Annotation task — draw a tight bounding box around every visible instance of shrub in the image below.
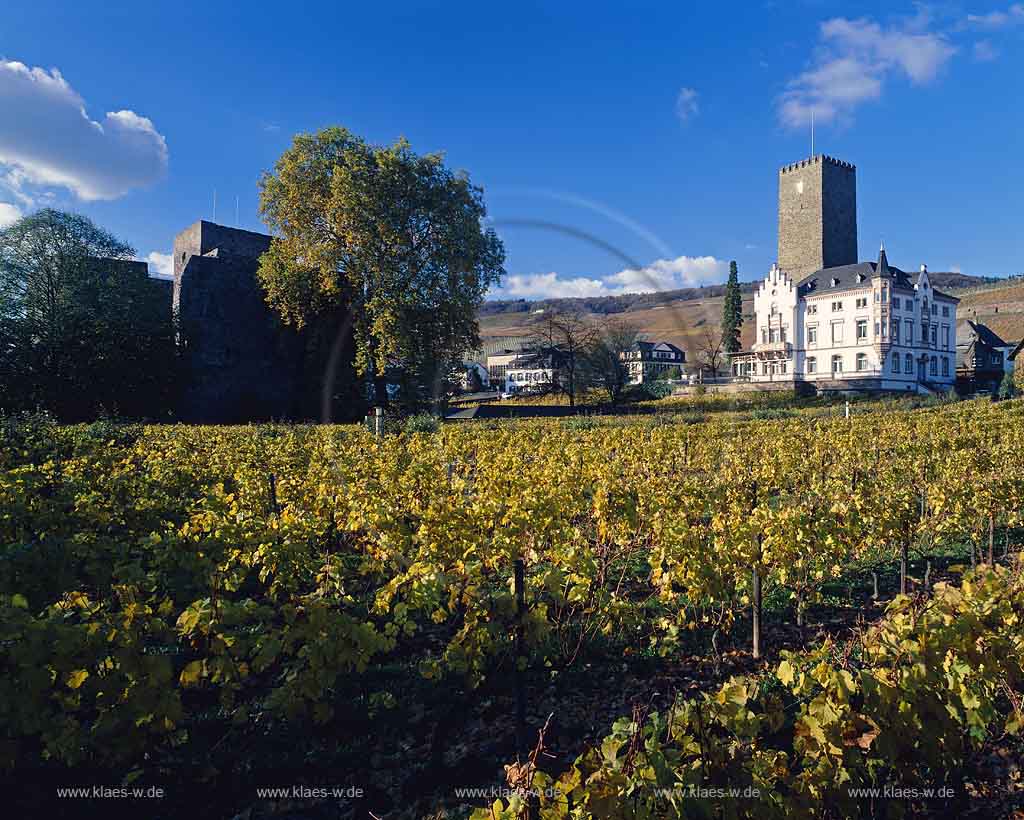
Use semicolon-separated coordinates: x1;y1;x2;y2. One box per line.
562;416;598;433
750;408;796;421
999;371;1015;400
403;413;440;434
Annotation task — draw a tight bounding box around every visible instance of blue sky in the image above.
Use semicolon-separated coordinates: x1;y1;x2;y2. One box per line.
2;0;1022;298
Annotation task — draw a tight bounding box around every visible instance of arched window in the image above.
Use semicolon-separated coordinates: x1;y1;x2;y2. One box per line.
892;352;900;373
806;356;817;374
831;355;843;374
856;353;868;371
905;353;913;374
930;356;938;376
941;357;949;377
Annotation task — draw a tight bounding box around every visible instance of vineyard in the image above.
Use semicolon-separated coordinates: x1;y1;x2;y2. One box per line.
1;400;1023;818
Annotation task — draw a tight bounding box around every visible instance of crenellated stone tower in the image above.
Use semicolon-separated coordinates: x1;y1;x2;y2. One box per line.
777;155;857;281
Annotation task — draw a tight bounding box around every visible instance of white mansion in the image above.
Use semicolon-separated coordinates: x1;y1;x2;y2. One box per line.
730;155;958;391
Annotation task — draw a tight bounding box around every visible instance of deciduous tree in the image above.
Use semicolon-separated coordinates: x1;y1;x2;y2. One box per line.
0;209;176;420
529;309;597;406
257;127;505;411
587;317;640;404
698;327;725;379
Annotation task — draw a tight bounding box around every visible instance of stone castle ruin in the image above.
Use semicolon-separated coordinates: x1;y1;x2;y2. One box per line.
172;221;307;422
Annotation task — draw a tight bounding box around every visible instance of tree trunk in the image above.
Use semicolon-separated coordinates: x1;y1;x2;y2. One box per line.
373;374;389;409
514;558;526;761
989;512;995;566
751;565;762;660
871;571;879;601
900;543;909;595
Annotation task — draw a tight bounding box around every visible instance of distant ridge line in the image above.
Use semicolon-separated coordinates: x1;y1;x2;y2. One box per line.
481;272;995;319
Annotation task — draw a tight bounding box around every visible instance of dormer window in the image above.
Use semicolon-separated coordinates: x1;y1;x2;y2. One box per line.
831;277;840;287
856;273;865;283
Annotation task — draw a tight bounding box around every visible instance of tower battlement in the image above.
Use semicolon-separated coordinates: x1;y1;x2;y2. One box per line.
779;155;856;174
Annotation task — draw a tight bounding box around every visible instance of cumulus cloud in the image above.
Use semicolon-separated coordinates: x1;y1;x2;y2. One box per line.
494;255;728;300
675;87;699;123
0;61;168;202
0;202;21;227
498;272;611;299
145;251;173;279
778;16;957;128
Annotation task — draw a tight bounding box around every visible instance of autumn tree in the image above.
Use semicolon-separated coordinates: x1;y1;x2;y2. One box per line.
586;317;640;404
0;209;176;420
697;327;725;379
530;309;598;406
257;127;505;412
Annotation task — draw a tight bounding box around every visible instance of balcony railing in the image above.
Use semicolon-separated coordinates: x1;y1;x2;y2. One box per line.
752;340;792;355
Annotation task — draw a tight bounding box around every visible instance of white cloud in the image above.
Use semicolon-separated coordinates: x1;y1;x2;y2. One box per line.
494;255;728;300
497;272;610;299
965;4;1024;29
675;87;699;123
608;255;727;291
0;202;21;227
778;16;956;128
145;251;173;279
0;60;168;202
973;40;1000;60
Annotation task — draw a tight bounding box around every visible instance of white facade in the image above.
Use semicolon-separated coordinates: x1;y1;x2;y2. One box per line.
732;250;959;392
506;366;556;393
460;362;490;391
620;341;686;384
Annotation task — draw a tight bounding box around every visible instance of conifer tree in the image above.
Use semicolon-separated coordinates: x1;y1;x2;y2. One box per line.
721;260;743;353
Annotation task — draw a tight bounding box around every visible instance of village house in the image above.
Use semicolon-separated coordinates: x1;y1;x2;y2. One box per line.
956;320;1009;394
620;340;685;384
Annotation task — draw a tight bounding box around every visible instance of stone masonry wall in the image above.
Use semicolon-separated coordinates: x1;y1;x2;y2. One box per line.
174;221;303;422
777;156;857;281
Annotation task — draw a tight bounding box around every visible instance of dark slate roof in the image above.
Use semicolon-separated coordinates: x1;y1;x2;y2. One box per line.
797;262;909;297
634;340;684;355
958;319;1008;349
796;257;961;302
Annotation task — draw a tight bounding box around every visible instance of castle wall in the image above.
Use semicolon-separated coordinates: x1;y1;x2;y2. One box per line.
173;221;273;312
174;222;303;422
